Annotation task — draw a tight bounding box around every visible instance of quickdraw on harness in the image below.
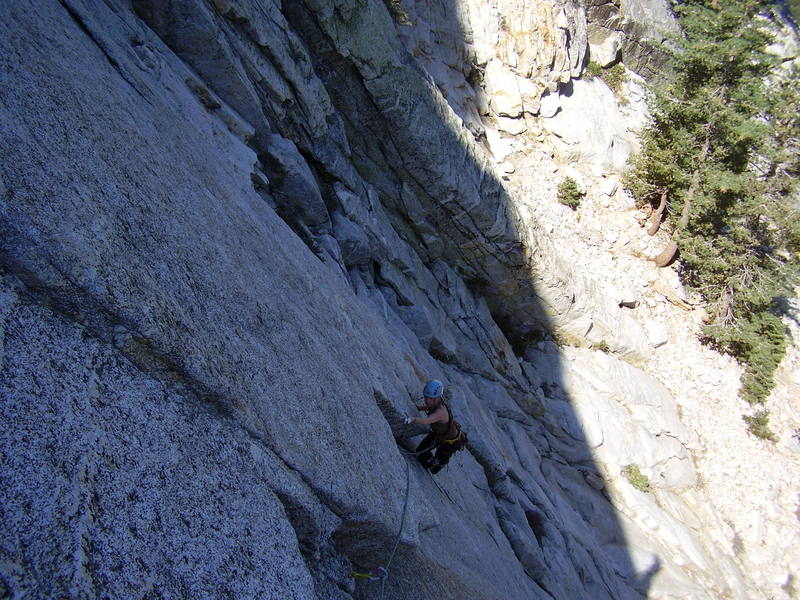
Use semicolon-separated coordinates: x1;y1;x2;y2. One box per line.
351;566;387;581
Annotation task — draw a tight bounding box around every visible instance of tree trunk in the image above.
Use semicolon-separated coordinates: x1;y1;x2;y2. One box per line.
714;285;736;326
680;128;712;229
653;129;712;269
654;239;679;267
647;189;669;236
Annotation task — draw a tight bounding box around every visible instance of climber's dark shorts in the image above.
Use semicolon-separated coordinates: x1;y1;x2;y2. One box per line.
415;430;467;472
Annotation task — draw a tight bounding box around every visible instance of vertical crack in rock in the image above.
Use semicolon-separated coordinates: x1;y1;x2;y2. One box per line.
272;489;356;600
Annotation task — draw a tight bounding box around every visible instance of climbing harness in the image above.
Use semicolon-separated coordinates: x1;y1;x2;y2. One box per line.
427;400;468;450
351;460;411;600
441;427;465;445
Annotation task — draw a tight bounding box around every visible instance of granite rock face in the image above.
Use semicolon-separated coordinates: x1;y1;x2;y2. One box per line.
584;0;679;77
392;0;587;128
539;77;638;174
0;1;754;599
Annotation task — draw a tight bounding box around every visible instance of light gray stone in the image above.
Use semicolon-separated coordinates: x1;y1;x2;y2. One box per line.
539;92;562;118
486;59;525;117
542;79;635;174
589;28;623;67
644;320;669;348
497;117;528;135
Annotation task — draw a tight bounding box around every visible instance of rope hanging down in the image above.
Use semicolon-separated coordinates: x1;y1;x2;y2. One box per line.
380;459;411;599
351;459;411;600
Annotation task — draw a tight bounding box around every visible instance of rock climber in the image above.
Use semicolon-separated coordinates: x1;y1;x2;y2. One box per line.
404;379;467;474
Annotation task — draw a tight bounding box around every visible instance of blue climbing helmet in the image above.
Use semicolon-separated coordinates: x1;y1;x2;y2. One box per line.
423;379;443;399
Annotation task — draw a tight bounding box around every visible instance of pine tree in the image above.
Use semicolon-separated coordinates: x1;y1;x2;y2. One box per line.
786;0;800;21
626;0;800;438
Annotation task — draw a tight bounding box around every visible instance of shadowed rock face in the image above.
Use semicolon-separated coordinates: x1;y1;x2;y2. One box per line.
0;1;744;599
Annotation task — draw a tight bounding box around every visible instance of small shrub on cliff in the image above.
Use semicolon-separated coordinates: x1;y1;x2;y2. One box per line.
604;63;627;93
585;61;627;93
623;464;651;492
743;408;777;441
383;0;413;25
557;177;583;210
586;61;604;78
595;340;610;353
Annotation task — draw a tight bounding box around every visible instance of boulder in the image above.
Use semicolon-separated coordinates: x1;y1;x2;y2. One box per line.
263;134;330;232
485;59;524;117
541;78;636;174
589;28;623;67
497;116;528;135
539;92;561;118
332;212;371;267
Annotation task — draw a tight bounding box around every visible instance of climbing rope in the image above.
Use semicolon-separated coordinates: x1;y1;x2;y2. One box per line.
351;459;412;600
379;459;411;600
398;444;460;508
398;442;437;456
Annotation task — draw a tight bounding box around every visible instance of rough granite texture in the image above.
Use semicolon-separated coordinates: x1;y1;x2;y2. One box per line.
0;1;753;599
